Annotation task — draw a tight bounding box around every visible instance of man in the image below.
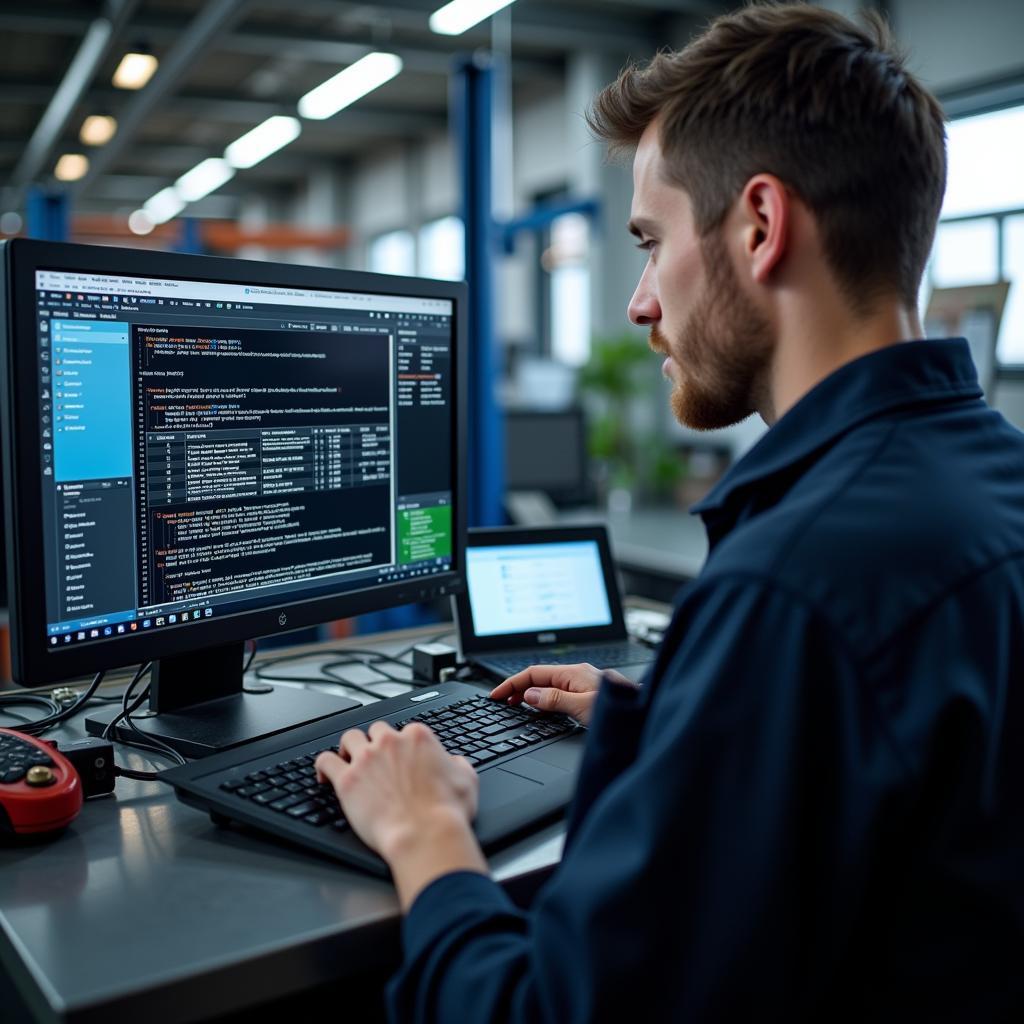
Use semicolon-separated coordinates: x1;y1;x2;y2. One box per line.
317;4;1024;1020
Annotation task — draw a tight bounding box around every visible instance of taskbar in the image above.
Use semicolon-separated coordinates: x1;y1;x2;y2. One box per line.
46;558;452;649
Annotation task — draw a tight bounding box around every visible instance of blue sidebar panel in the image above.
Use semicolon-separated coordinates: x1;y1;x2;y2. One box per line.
52;319;132;482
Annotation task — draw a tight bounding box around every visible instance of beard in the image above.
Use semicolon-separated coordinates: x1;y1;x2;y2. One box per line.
651;231;774;430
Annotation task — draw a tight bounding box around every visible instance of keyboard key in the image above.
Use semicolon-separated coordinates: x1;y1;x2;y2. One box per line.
303;811;333;827
237;783;270;798
252;788;288;805
269;794;309;812
285;801;318;818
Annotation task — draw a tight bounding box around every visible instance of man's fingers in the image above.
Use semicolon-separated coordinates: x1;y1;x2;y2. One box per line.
315;750;348;788
491;663;599;703
490;664;560;701
522;685;587;716
367;720;397;742
338;727;369;759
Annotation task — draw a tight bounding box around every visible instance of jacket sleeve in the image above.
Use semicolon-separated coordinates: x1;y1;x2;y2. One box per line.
387;574;906;1023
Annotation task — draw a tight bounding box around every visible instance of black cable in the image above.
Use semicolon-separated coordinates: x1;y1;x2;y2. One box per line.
243;638;258;675
102;662;152;742
255;659;387;699
0;671;106;736
0;692;62;723
103;662;187;770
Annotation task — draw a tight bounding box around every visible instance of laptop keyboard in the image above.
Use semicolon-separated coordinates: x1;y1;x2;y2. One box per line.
217;696;577;832
486;641;652;679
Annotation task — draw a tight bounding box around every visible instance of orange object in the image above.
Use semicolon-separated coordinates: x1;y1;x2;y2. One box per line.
68;216;351;251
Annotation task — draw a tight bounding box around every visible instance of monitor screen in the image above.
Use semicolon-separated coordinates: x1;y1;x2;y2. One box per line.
2;240;466;696
466;540;612;637
504;408;588;504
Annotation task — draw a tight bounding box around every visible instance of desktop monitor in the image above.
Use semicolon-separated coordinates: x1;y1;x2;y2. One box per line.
504;407;590;506
0;239;466;756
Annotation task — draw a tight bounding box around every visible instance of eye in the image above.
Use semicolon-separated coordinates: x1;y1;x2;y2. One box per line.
635;239;657;252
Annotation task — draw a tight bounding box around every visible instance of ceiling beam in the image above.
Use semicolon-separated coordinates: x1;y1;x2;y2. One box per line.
73;0;251;199
6;0;141;207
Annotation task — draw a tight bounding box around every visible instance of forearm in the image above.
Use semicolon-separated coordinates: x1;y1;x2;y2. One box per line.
383;809;489;912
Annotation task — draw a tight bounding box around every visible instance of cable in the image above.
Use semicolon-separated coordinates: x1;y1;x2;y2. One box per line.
243;638;258;675
103;662;187;770
0;670;107;736
253;646;437;689
102;662;151;742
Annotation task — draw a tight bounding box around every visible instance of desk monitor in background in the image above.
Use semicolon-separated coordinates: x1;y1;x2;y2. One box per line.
0;239;466;757
504;407;590;507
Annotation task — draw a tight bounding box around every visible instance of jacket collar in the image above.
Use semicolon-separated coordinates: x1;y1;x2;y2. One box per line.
691;338;982;526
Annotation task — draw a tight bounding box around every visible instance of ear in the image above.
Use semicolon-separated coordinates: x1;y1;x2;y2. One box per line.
737;174;789;285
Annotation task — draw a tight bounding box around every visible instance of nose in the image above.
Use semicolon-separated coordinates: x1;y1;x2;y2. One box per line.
627;263;660;326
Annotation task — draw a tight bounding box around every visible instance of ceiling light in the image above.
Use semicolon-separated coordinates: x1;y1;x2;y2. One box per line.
297;52;403;120
429;0;516;36
225;116;301;169
80;115;118;146
143;187;185;225
54;154;89;181
175;158;235;202
128;209;155;235
113;51;158;90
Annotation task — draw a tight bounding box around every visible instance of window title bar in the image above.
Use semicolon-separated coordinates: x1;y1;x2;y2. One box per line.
36;269;453;316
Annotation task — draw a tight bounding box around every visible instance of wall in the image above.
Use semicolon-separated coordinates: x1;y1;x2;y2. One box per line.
889;0;1024;94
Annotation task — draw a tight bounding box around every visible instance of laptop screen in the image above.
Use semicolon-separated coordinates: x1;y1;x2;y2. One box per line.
466;540;613;637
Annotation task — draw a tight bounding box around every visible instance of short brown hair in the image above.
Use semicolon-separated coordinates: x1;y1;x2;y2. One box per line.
588;2;946;311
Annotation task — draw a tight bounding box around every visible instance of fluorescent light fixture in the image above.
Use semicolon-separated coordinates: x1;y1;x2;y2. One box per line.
112;51;158;90
54;154;89;181
175;158;235;202
143;187;185;225
297;52;403;120
225;116;301;169
429;0;516;35
128;209;155;235
80;115;117;146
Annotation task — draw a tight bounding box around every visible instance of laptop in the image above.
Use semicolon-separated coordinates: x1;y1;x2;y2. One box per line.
164;680;586;876
453;525;657;683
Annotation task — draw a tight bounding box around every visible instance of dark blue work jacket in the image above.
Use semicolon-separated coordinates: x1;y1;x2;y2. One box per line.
389;338;1024;1023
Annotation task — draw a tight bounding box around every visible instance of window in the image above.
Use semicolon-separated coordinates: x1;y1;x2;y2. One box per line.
418;216;464;281
931;218;999;288
545;212;591;367
368;230;414;276
925;104;1024;362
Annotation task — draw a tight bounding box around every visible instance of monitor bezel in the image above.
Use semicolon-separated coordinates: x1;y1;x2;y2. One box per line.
453;524;627;654
1;238;468;686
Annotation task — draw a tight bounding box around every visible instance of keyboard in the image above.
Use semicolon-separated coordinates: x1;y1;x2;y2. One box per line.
213;695;578;835
482;640;653;679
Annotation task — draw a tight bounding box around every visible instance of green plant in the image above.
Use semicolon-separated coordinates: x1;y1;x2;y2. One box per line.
577;333;679;497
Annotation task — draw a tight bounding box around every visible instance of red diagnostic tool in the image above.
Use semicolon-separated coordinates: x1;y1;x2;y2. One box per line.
0;728;83;837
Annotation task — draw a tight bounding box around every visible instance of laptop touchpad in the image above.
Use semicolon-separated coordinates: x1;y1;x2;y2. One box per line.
478;767;543;808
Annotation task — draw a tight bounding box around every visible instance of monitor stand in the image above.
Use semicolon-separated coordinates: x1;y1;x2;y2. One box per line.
85;641;360;760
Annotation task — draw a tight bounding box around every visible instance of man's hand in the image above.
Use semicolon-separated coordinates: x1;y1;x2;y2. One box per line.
315;722;487;909
490;663;634;727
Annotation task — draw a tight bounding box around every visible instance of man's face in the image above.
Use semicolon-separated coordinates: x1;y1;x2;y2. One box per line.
627;122;774;429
